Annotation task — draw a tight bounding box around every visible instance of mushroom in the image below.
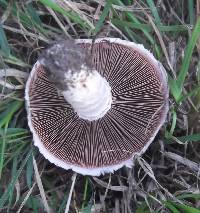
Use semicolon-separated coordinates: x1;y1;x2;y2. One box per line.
25;38;168;176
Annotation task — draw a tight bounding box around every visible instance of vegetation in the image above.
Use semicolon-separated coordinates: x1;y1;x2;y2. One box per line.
0;0;200;212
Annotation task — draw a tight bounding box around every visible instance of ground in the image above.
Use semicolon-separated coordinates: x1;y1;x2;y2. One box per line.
0;0;200;212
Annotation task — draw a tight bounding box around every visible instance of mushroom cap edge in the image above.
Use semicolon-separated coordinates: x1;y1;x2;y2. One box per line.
25;38;169;176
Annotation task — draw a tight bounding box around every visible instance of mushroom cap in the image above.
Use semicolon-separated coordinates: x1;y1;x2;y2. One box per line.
25;38;169;176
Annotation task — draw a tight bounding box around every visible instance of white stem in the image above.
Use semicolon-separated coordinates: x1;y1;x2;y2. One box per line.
62;68;112;121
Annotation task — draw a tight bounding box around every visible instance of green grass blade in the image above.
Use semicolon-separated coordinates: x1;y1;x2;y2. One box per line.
168;75;181;102
81;205;93;213
164;201;180;213
178;84;200;103
177;16;200;97
146;0;161;25
0;149;32;208
176;193;200;200
123;26;137;42
165;133;200;144
94;0;112;34
188;0;194;25
175;134;200;143
26;3;42;26
136;202;151;213
0;22;10;57
113;0;161;56
57;191;70;213
112;19;152;31
0;101;23;128
0;0;7;7
26;154;33;189
9;2;34;29
25;196;41;212
8;155;18;207
39;0;90;30
169;109;177;135
25;3;49;37
164;202;181;213
112;19;188;32
0;101;22;178
4;55;30;67
170;202;200;213
0;128;28;139
0;124;7;178
3;142;27;170
81;176;89;209
111;18;188;32
114;0;154;44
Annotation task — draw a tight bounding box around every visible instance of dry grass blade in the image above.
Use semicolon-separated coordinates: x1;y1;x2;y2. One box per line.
104;173;111;198
54;0;94;30
93;0;102;20
0;68;28;90
0;80;24;90
13;180;20;207
100;173;112;211
147;15;175;77
93;177;128;191
16;183;36;213
32;156;51;213
88;204;103;213
136;156;179;202
64;172;77;213
46;7;71;38
132;1;175;77
114;199;120;213
2;25;49;43
169;42;176;70
93;0;149;11
163;151;200;172
74;2;95;13
107;21;129;40
0;68;29;79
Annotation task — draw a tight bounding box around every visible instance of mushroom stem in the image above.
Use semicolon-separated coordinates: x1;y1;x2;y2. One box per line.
39;40;112;121
62;68;112;121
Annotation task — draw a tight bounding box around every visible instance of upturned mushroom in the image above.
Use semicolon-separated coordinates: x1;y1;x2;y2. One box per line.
25;38;169;176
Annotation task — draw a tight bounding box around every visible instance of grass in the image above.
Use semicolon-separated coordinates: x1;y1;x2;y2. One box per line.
0;0;200;212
